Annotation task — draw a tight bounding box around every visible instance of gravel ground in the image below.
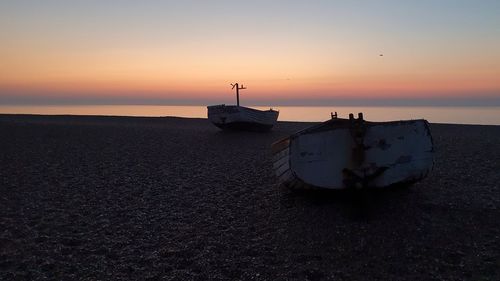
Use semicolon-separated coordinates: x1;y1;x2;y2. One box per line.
0;114;499;280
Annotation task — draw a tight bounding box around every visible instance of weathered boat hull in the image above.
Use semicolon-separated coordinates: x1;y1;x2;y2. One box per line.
207;105;279;132
272;117;434;190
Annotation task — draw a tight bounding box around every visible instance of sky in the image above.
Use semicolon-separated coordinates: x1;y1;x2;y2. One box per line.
1;0;499;106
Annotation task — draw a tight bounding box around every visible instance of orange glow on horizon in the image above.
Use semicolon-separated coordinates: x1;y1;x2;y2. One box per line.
1;35;499;102
1;72;498;101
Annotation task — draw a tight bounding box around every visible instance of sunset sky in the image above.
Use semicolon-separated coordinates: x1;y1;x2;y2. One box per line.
1;0;499;105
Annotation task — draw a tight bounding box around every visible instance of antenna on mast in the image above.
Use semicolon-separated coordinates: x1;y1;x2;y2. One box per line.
231;83;246;106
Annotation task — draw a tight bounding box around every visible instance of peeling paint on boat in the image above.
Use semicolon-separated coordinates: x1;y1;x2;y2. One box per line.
272;114;434;190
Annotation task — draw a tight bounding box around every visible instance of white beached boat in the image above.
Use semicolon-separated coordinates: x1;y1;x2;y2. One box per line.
207;83;279;131
272;113;434;190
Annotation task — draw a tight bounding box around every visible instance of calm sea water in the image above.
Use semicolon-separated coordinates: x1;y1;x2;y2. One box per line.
0;105;499;125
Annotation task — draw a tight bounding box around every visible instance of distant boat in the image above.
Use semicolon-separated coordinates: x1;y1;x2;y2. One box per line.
272;113;434;190
207;83;279;131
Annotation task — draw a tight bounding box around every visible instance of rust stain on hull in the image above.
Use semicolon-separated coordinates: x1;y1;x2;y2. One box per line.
271;114;434;190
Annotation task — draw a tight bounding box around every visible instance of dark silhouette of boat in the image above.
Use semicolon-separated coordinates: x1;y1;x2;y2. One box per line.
207;83;279;131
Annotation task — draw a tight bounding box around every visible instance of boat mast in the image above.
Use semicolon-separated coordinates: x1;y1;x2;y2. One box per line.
231;83;246;106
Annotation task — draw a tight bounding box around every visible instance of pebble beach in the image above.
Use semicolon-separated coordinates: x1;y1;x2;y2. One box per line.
1;114;499;280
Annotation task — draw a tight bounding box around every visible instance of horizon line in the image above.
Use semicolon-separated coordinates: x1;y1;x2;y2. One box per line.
1;97;500;107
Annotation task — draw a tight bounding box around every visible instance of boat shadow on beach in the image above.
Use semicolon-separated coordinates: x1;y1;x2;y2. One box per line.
276;183;424;222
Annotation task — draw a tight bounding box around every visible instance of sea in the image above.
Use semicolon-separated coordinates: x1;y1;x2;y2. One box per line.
0;105;499;125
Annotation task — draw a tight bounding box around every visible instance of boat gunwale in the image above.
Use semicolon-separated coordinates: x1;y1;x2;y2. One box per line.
207;104;279;114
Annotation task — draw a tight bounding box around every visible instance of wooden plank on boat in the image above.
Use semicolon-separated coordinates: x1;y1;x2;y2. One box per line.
275;160;290;177
272;147;289;162
271;138;290;154
278;170;293;183
273;156;289;170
